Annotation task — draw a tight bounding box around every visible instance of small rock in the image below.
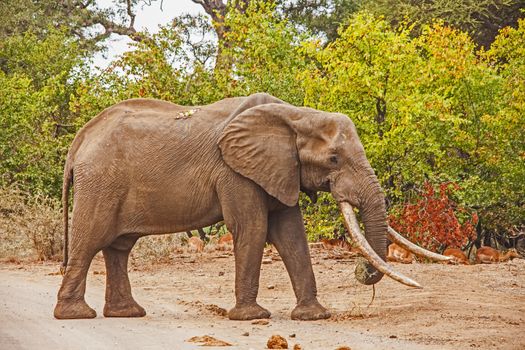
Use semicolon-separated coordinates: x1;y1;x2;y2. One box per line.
293;345;302;350
389;335;398;339
289;334;296;338
262;258;272;264
218;271;225;276
267;335;288;349
242;332;249;336
267;284;275;290
335;347;352;350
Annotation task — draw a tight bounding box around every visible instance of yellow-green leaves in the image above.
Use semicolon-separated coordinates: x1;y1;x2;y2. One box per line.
219;0;308;104
301;12;524;232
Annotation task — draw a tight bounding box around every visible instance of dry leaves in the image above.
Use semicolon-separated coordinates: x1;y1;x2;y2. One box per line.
251;319;270;325
187;335;231;347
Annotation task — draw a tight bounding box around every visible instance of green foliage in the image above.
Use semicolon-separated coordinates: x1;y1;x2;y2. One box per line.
362;0;524;48
0;4;523;247
0;29;86;197
301;12;524;237
479;18;525;231
220;0;309;104
301;193;346;242
0;0;164;52
277;0;360;42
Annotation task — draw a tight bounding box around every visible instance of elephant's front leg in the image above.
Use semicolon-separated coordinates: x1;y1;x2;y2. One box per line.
221;192;271;320
268;205;331;320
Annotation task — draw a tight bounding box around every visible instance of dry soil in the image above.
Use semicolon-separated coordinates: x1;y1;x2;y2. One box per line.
1;247;524;350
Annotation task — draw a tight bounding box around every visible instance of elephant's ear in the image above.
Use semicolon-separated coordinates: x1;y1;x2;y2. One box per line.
218;103;300;207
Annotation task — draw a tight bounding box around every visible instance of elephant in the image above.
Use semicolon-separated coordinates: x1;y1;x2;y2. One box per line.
54;93;450;321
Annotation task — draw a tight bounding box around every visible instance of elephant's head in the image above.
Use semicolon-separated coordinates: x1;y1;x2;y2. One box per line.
219;96;448;287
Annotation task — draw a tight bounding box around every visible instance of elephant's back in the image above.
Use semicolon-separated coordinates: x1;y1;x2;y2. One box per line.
71;100;187;158
112;98;188;113
67;97;247;173
77;98;189;136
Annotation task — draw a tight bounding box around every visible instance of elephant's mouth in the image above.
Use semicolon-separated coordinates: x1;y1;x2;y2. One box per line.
338;201;452;288
319;178;331;192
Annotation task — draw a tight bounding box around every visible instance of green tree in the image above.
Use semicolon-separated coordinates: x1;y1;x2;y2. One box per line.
219;0;309;104
278;0;360;42
0;0;165;52
362;0;525;48
479;18;525;231
301;12;523;236
0;29;86;196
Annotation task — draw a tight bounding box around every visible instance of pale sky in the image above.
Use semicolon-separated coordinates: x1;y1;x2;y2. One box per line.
94;0;204;68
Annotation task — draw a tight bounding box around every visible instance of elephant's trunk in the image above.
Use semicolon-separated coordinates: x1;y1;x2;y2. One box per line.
339;202;421;288
332;167;423;288
354;175;388;284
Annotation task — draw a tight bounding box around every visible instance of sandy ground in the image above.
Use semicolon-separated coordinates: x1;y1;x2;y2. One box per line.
1;247;524;350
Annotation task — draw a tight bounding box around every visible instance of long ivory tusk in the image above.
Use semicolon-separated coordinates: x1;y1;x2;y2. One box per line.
387;227;453;262
339;202;422;289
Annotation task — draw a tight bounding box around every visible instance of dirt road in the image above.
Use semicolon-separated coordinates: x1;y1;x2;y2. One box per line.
1;248;524;349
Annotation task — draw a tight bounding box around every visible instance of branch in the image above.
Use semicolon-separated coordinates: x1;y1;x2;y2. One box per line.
190;0;227;20
126;0;136;29
80;2;147;43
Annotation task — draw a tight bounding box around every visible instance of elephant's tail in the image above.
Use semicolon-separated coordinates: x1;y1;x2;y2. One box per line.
60;159;73;275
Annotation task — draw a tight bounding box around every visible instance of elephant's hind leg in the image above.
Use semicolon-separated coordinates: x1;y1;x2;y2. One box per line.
54;247;98;319
102;235;145;318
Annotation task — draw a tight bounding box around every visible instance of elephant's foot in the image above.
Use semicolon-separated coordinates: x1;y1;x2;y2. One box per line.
291;300;331;320
103;299;146;318
54;299;97;319
228;303;271;320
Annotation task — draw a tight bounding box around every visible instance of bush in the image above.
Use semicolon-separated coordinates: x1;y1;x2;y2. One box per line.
301;193;345;242
0;186;62;261
389;182;478;251
130;234;189;265
301;12;523;239
1;6;522;247
0;29;86;198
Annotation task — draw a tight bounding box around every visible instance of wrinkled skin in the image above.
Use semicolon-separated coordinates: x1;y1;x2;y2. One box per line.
54;93;388;321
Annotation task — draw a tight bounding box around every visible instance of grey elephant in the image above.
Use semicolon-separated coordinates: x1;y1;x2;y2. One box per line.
54;93;448;321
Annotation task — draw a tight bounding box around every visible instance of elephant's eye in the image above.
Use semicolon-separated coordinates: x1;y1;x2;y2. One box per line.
329;155;338;164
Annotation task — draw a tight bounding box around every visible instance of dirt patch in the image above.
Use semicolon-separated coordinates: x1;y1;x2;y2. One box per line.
1;247;524;349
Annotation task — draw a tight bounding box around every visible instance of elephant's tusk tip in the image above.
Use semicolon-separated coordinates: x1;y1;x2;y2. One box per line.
410;281;423;289
397;275;423;289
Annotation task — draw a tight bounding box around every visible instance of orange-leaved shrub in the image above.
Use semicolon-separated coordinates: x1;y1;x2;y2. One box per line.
389;182;478;252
